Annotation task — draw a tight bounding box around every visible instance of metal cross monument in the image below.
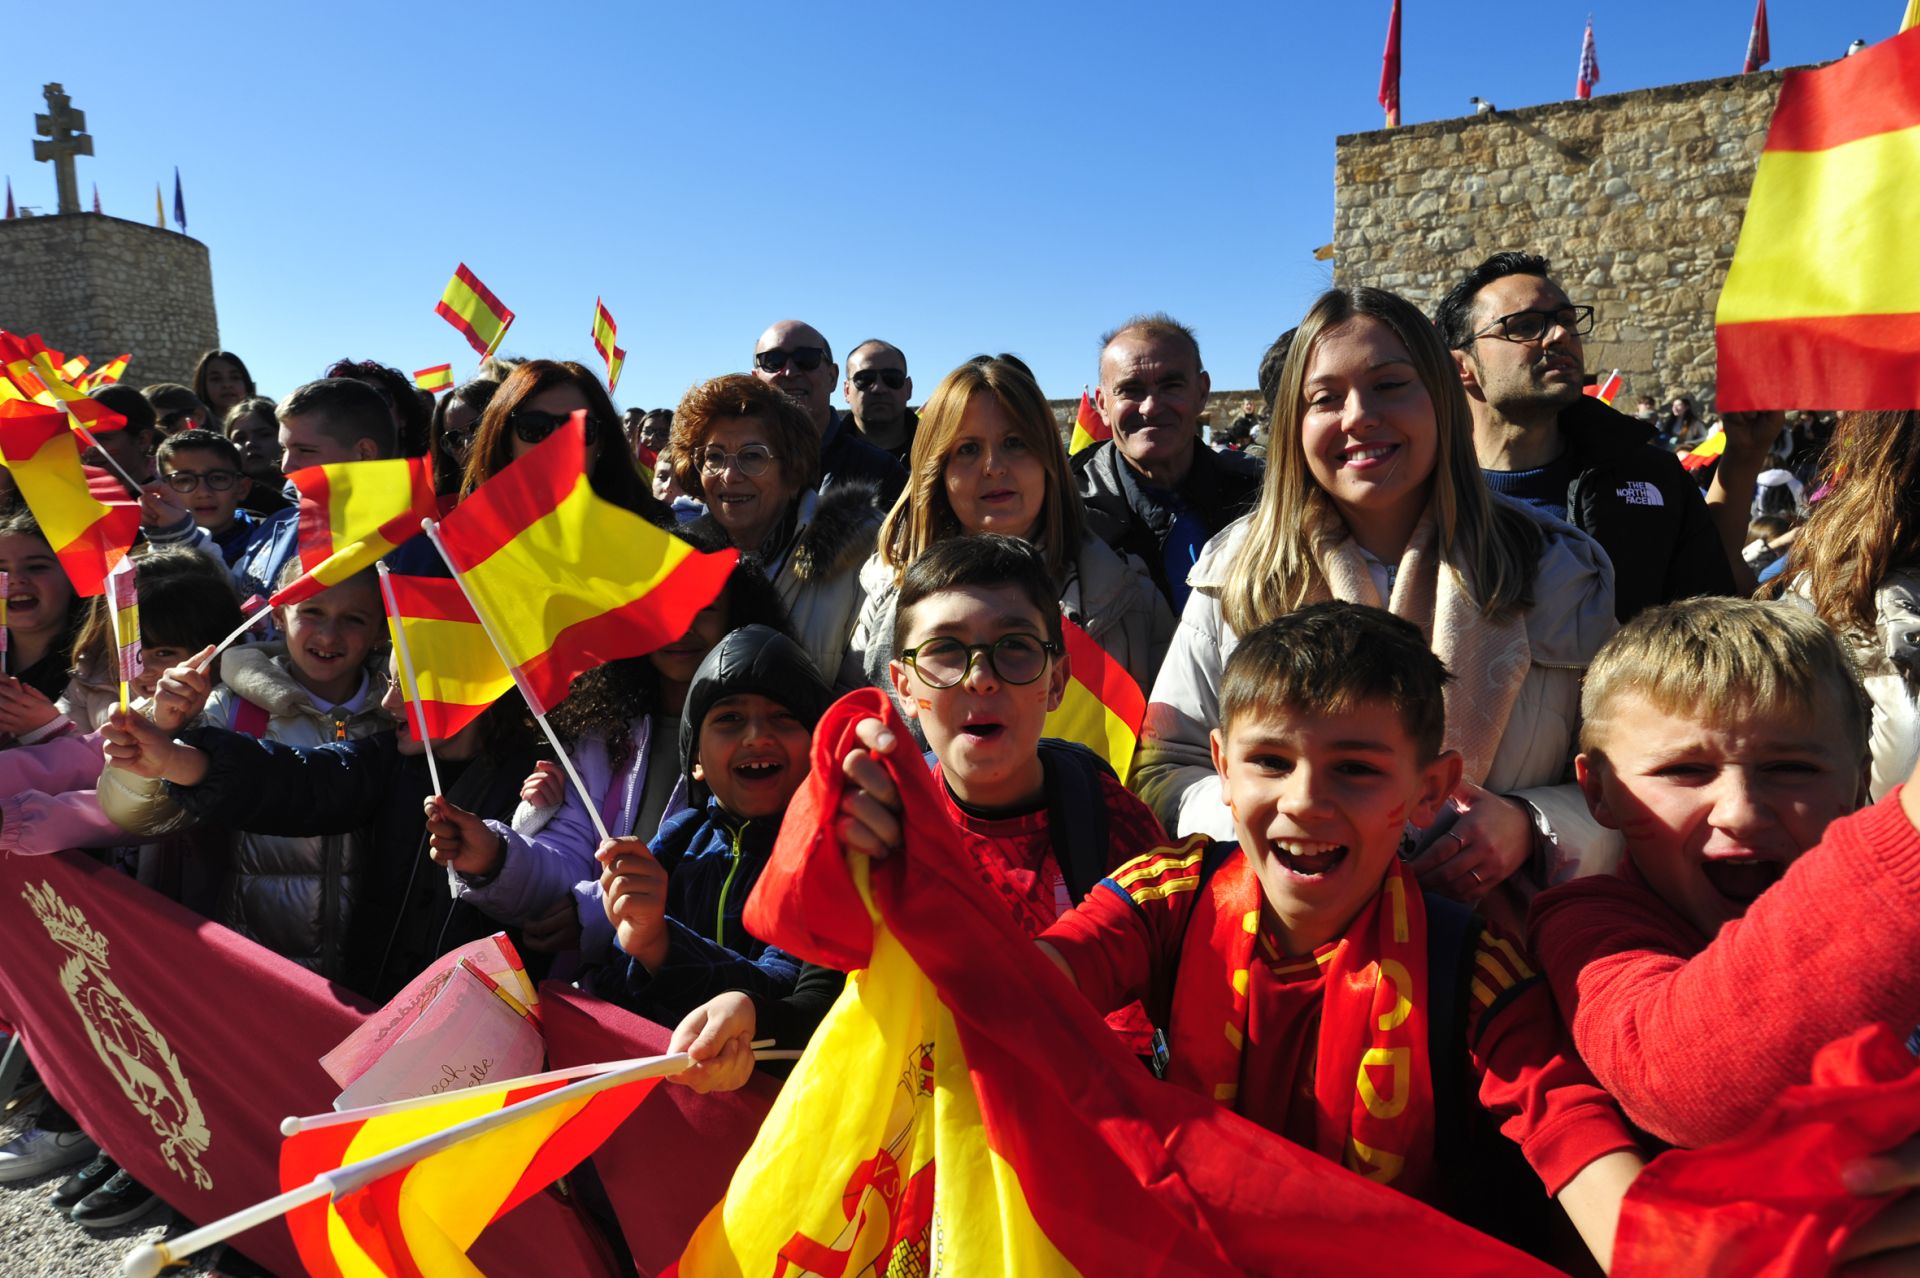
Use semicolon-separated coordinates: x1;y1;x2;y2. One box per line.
33;83;93;215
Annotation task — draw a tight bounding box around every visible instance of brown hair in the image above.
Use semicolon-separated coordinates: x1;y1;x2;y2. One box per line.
191;349;255;406
460;359;664;522
1220;601;1450;759
1775;410;1920;637
891;533;1063;655
876;358;1085;586
669;373;820;497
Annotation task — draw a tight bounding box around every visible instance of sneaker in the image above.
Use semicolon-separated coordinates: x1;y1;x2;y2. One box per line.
71;1167;164;1228
0;1125;97;1183
52;1152;117;1209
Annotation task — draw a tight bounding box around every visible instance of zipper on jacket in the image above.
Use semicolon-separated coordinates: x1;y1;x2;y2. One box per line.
715;820;749;946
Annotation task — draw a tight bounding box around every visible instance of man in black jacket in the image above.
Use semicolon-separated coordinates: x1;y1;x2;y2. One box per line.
842;339;917;465
751;320;905;509
1071;313;1262;611
1435;253;1736;622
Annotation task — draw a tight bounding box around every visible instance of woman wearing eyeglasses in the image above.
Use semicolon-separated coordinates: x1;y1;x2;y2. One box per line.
458;360;668;525
1135;287;1620;926
846;356;1173;699
672;373;881;686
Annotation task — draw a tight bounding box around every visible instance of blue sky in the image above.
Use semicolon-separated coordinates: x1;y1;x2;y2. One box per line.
5;1;1900;409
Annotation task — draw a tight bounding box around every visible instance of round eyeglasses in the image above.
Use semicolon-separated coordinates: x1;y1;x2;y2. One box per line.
899;635;1059;688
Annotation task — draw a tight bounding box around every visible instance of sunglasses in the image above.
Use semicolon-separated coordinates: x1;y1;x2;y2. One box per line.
510;410;605;447
753;347;826;374
160;468;243;493
850;369;907;391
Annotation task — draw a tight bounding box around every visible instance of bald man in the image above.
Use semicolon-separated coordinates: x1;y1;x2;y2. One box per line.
751;320;905;508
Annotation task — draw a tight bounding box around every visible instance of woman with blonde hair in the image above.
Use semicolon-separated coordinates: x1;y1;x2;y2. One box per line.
1135;287;1619;905
844;356;1172;693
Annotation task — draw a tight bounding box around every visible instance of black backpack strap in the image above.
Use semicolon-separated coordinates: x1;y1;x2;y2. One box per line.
1422;891;1482;1169
1038;738;1117;905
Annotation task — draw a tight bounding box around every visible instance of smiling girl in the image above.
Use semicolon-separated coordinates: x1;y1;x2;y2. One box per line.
0;505;85;718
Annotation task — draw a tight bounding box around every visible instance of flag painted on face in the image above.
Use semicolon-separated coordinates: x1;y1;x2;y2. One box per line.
1715;27;1920;410
380;570;515;741
0;401;140;596
1379;0;1403;126
1745;0;1771;72
1067;388;1109;455
1577;17;1601;100
281;1062;669;1278
436;263;516;358
1043;617;1147;781
414;363;454;394
429;413;737;714
271;455;438;606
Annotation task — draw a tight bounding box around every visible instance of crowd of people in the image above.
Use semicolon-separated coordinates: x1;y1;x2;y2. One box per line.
0;247;1917;1273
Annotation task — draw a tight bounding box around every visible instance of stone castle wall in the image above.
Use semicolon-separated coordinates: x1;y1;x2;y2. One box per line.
1333;69;1790;410
0;213;218;389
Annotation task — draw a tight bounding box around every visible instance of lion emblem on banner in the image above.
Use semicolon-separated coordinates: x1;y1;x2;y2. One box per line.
23;880;212;1189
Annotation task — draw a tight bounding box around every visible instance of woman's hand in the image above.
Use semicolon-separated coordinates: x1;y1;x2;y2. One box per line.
100;708;209;785
150;647;215;733
837;717;904;859
423;796;506;877
1408;781;1534;903
520;760;566;809
667;991;759;1094
0;676;59;737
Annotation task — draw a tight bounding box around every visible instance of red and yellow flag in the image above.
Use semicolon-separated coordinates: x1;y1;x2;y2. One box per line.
77;353;130;391
1716;28;1920;409
1679;430;1728;472
380;571;515;741
282;1063;670;1278
1043;616;1146;780
1068;388;1109;455
414;363;454;395
272;455;439;607
0;331;129;439
606;344;626;394
436;263;515;359
0;401;141;596
430;413;737;714
1583;369;1622;405
673;692;1555;1277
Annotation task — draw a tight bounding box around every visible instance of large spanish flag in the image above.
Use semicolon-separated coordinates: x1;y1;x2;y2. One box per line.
431;412;737;714
281;1058;676;1278
0;401;141;596
272;455;439;607
436;263;516;359
1716;28;1920;409
1043;616;1146;780
1067;387;1108;455
673;690;1555;1277
380;570;515;741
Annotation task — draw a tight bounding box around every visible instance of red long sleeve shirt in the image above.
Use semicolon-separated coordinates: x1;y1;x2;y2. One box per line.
1528;788;1920;1149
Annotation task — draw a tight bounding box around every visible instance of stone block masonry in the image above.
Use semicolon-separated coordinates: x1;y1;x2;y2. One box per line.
0;213;218;389
1333;68;1793;411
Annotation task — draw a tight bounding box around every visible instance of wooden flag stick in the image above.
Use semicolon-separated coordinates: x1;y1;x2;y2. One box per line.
375;563;443;798
420;519;611;843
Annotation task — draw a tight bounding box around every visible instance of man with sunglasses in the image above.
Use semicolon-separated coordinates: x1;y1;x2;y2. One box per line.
1435;252;1734;622
843;340;916;464
751;320;905;508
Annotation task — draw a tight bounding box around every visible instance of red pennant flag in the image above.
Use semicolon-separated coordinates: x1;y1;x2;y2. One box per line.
1379;0;1403;126
1745;0;1771;72
1577;17;1601;100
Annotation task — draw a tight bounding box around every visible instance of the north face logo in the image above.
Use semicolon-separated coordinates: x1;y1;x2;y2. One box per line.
1617;482;1664;507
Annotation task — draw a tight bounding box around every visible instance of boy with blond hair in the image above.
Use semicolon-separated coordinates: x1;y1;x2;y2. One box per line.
1529;597;1920;1150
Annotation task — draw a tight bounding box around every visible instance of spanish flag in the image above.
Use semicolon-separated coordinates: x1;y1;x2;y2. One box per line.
0;332;127;438
380;570;515;741
429;412;737;714
0;401;140;596
1043;616;1145;780
272;455;439;607
414;363;454;395
78;353;130;391
606;344;626;395
1680;429;1727;472
1715;28;1920;410
1068;387;1109;455
436;263;515;359
676;691;1553;1277
1583;369;1622;405
281;1058;676;1278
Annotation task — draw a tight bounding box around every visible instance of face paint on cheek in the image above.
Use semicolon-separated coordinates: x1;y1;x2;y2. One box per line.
916;699;934;711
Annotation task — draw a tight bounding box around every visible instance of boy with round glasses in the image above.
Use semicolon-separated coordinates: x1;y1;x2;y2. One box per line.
154;429;265;566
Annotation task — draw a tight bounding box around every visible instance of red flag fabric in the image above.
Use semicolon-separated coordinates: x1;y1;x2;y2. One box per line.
1577;17;1601;100
1379;0;1403;126
734;688;1556;1276
1612;1023;1920;1278
0;850;615;1278
1745;0;1771;72
540;985;779;1276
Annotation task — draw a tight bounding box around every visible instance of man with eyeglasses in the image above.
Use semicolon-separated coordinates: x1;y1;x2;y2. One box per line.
842;340;916;464
750;320;905;508
1435;252;1734;622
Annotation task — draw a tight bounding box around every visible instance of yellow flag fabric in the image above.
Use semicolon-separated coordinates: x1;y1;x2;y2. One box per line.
1904;0;1919;33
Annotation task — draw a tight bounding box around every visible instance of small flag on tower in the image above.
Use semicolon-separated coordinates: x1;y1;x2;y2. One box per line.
172;167;186;232
91;182;100;214
414;364;454;394
1577;17;1601;99
1745;0;1771;72
153;183;164;228
436;264;516;359
590;299;621;390
1379;0;1403;127
4;178;13;220
1069;387;1109;454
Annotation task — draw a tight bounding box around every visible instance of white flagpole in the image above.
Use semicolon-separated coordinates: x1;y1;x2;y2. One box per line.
376;563;443;797
419;518;611;844
206;602;272;665
123;1052;692;1278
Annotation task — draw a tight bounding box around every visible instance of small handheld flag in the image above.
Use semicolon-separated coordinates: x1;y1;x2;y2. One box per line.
436;263;515;359
105;557;140;712
272;455;439;607
0;401;141;597
1681;430;1728;472
1044;616;1148;779
1583;369;1622;404
590;298;619;375
78;354;130;391
1577;16;1601;100
379;570;513;743
607;345;626;394
413;363;454;394
1069;387;1110;455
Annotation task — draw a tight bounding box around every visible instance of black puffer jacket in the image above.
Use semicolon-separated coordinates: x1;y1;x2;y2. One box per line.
1555;397;1737;622
819;411;907;509
1072;439;1264;607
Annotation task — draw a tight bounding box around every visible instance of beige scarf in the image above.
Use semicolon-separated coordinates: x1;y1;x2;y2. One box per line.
1304;509;1531;784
